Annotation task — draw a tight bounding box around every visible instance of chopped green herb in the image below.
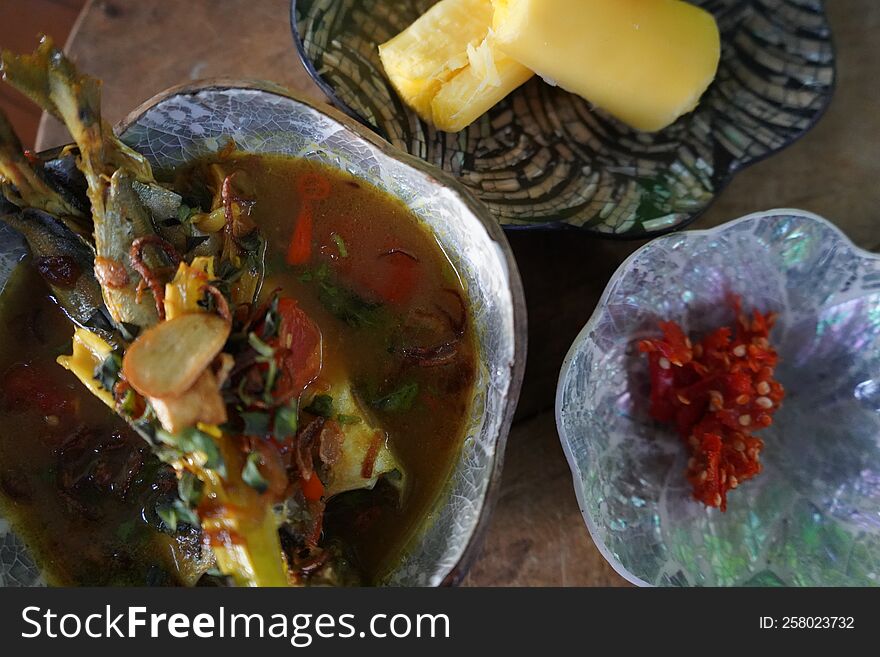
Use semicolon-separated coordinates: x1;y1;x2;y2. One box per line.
304;394;334;418
118;388;138;417
177;472;204;507
299;264;380;326
336;413;362;426
157;427;226;477
236;376;257;408
241;411;271;438
176;203;194;222
262;358;279;401
94;351;122;392
156;505;177;531
273;403;299;439
332;233;348;258
317;282;380;328
215;258;244;284
315;263;331;280
157;499;200;532
242;451;269;493
259;295;281;340
372;382;420;412
248;332;275;358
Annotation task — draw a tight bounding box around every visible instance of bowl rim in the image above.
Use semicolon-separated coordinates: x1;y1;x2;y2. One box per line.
554;207;879;587
287;0;838;239
113;79;529;586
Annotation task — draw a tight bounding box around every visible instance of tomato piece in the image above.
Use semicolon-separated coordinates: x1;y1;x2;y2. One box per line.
373;250;419;304
272;298;322;401
340;249;420;306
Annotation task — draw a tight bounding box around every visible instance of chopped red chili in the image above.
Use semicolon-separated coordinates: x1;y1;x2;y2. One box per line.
638;297;784;511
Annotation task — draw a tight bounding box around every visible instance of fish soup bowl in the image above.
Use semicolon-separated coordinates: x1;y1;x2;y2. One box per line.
0;81;526;587
556;210;880;586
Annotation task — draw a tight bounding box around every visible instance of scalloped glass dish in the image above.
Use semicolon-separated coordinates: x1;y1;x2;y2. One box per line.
291;0;835;236
0;82;526;587
557;210;880;586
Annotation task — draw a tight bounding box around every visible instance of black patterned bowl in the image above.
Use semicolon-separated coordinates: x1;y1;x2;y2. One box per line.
291;0;836;237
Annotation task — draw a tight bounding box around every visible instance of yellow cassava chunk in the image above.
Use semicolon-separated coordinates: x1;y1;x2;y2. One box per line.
491;0;720;131
430;36;534;132
378;0;532;132
122;312;230;398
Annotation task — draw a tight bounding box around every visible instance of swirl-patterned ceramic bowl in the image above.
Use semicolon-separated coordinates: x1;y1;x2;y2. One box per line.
0;81;526;587
291;0;835;236
557;210;880;586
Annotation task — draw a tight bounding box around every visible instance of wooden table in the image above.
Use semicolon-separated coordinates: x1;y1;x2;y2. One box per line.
36;0;880;586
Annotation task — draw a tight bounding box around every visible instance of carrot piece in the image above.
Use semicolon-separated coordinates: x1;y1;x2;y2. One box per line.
286;207;313;265
286;173;331;266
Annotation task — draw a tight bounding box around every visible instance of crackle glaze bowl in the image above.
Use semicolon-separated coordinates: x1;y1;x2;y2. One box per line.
0;81;526;587
557;210;880;586
292;0;836;236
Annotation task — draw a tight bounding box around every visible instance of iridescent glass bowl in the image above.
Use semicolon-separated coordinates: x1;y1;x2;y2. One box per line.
557;210;880;586
0;82;526;586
